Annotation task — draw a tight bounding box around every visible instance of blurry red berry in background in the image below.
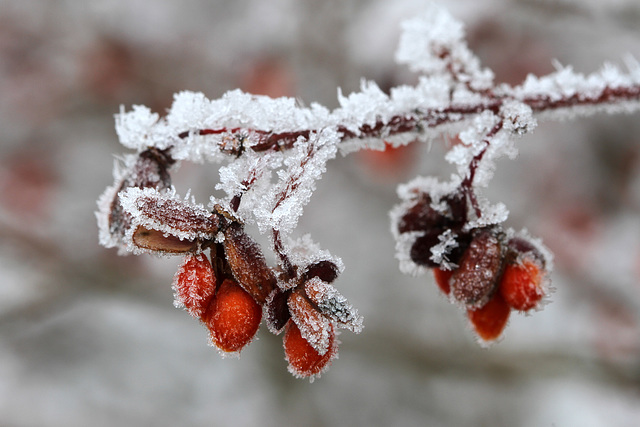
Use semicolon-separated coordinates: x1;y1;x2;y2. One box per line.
0;150;57;221
358;141;418;181
240;55;296;98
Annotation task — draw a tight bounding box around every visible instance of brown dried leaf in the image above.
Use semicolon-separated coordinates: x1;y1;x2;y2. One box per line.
134;193;220;238
288;291;332;355
132;226;199;253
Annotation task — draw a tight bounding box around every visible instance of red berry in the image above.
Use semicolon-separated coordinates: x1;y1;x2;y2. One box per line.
204;278;262;354
172;252;216;317
467;292;510;343
284;320;336;379
499;259;545;311
433;268;453;295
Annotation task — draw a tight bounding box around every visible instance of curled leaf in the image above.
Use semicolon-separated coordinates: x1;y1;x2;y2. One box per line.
132;226;199;253
265;288;292;334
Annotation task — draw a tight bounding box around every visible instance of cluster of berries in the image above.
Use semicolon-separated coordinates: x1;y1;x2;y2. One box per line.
101;149;363;379
396;185;551;344
172;230;362;378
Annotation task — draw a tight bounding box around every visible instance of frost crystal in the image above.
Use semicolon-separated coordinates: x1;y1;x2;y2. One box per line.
395;4;493;89
429;229;459;270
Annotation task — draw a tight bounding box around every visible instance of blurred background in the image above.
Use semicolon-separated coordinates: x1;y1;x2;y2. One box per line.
1;0;640;426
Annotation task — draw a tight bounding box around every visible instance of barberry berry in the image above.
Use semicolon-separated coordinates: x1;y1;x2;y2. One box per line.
204;278;263;354
172;252;216;317
283;320;337;379
467;292;511;344
432;268;453;295
499;258;545;311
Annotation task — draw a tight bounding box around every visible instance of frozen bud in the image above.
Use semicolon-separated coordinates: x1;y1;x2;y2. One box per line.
223;223;276;304
302;260;340;283
287;291;333;355
204;278;262;354
265;288;291;334
410;228;446;267
284;320;337;380
506;236;546;268
172;252;216;317
304;278;364;333
467;292;511;345
398;190;467;235
398;194;441;234
451;228;504;308
110;150;174;234
442;191;468;228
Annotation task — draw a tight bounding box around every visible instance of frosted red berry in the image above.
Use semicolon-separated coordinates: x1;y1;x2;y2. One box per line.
467;292;510;343
499;259;545;311
433;268;453;295
172;252;216;317
284;320;336;379
204;278;263;353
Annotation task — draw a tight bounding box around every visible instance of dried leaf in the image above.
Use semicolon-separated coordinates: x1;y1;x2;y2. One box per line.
305;278;364;333
132;226;199;253
223;223;275;304
287;291;333;355
265;288;291;334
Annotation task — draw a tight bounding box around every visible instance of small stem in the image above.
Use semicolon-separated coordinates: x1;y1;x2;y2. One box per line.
272;228;295;279
460;121;504;219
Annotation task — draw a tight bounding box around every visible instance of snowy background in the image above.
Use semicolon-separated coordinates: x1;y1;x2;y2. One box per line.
1;0;640;426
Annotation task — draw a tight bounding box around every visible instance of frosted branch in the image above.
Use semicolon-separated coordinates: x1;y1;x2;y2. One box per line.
95;3;640;377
